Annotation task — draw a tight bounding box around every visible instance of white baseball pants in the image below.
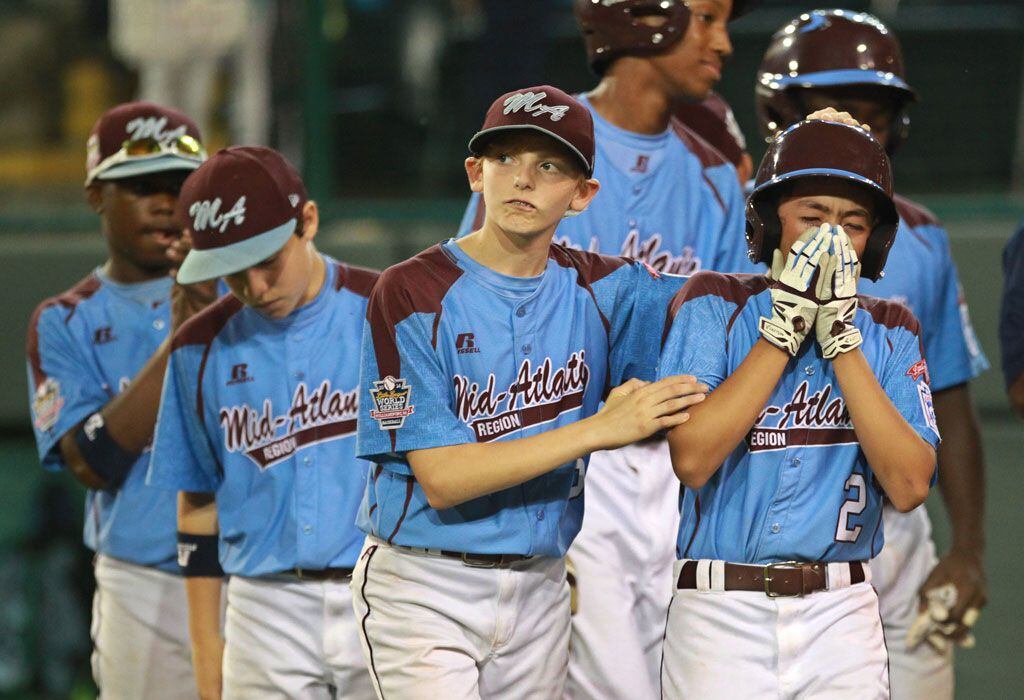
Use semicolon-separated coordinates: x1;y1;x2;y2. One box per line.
91;554;195;700
871;504;954;700
661;559;889;699
565;441;680;700
223;574;374;699
351;537;571;699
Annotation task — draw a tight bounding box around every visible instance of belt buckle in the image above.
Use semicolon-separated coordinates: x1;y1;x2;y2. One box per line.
461;552;500;569
763;561;803;598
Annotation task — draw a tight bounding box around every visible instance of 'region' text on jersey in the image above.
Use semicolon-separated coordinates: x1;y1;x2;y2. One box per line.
659;271;940;565
457;95;762;276
356;239;685;557
147;258;379;576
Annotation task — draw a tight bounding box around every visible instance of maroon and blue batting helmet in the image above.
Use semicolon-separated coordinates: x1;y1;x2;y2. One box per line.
746;119;899;281
574;0;759;75
755;9;917;153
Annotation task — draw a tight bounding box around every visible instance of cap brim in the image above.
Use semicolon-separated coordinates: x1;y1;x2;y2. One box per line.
772;69;917;101
89;153;204;185
176;219;297;285
468;125;593;175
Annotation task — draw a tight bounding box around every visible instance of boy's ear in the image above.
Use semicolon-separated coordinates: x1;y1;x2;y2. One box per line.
465;157;484;193
299;200;319;242
567;177;600;216
85;184;103;213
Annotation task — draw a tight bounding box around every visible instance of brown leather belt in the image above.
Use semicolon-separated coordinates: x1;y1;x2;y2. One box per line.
438;551;533;568
677;560;865;598
287;567;354;581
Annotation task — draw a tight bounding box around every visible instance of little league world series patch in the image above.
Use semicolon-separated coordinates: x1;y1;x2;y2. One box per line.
370;376;415;430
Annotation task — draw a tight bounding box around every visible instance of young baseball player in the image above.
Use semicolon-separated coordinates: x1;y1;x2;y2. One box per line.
659;118;938;699
146;146;378;699
25;101;210;699
353;85;703;699
757;11;989;696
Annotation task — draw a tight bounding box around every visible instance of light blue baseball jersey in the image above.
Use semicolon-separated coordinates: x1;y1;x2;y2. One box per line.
861;196;988;391
147;257;379;576
27;271;179;572
356;239;684;557
458;95;761;276
659;271;940;564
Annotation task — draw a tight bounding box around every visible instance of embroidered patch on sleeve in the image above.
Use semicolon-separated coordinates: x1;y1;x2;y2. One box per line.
906;359;930;384
369;376;415;430
32;378;64;432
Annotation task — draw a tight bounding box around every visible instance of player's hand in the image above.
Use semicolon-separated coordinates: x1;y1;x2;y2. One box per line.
815;226;863;359
759;224;830;356
806;107;869;131
593;375;707;449
908;550;987;652
193;637;225;700
169;229;219;331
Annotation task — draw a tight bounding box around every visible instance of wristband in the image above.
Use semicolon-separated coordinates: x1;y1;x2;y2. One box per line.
176;532;224;577
73;412;138;489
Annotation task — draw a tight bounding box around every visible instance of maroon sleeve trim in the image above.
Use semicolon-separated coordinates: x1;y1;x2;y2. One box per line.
893;194;941;230
26;273;102;386
170;294;245;419
335;262;381;297
670;118;730;169
661;272;768;346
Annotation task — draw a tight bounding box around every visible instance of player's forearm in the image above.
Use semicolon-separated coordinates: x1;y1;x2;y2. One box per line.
101;337;173;453
185;575;224;700
832;350;934;512
934;384;986;553
179;491;219;534
408;417;604;509
667;340;788;489
1008;373;1024;419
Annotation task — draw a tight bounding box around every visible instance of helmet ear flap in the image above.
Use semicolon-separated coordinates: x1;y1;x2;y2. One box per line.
745;197;781;264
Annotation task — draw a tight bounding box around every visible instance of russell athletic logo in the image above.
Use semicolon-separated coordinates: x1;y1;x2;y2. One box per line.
93;326;115;345
190;196;247;234
369;376;415;430
456;333;480;354
503;92;569;122
227;363;254;385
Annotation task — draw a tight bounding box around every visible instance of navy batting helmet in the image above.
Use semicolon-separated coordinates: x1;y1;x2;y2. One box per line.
755;9;916;153
746;119;899;281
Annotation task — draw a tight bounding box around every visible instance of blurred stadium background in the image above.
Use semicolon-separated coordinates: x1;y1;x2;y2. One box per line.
0;0;1022;697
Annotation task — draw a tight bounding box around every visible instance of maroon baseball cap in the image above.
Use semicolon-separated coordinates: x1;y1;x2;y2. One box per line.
85;101;206;186
175;146;308;285
468;85;595;176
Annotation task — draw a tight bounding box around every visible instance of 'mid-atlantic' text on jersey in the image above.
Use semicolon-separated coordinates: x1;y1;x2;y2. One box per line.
862;196;987;390
147;258;378;576
659;271;940;564
27;271;178;571
459;95;759;275
357;239;683;557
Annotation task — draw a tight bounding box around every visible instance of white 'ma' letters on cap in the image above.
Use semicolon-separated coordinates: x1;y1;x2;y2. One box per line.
503;92;569;122
190;196;248;234
125;116;188;143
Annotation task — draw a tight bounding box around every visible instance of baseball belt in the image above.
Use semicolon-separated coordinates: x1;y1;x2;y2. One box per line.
393;543;533;569
677;560;865;597
287;566;354;581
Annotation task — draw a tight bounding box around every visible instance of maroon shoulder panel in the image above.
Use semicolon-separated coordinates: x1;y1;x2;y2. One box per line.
662;271;768;345
26;273;102;386
368;246;463;381
171;294;245;351
894;194;941;230
368;245;464;451
669;119;730;170
335;262;380;298
548;244;628;285
858;294;921;336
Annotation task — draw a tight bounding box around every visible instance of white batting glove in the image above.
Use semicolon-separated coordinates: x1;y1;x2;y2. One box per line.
759;224;830;356
815;226;863;359
906;583;978;652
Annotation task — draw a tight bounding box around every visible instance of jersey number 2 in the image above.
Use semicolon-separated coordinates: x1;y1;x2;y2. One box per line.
834;473;866;543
